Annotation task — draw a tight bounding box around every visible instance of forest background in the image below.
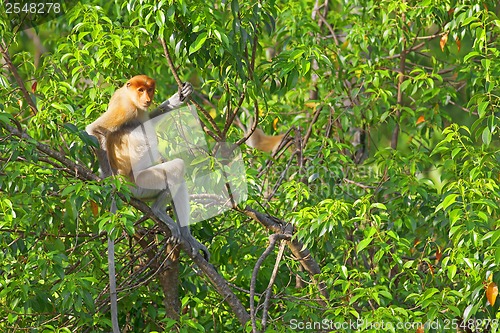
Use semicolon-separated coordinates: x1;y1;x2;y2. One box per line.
0;0;499;332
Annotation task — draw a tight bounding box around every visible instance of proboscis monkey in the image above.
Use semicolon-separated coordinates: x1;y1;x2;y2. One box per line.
246;128;286;154
234;115;288;155
86;75;209;260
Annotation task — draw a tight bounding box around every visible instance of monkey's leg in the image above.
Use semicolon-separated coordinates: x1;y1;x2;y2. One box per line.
171;181;210;261
133;160;210;260
151;190;183;244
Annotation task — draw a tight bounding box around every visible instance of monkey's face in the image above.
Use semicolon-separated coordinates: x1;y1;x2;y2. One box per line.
127;75;156;111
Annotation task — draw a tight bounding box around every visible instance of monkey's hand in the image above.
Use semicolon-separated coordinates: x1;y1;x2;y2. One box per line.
168;82;193;106
153;82;194;116
178;82;193;102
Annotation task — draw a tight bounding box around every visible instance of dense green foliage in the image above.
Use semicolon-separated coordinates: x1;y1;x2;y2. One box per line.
0;0;499;332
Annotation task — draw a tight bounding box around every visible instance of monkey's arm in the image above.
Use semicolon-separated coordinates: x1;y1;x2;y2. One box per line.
85;124;114;178
95;147;114;178
150;82;193;118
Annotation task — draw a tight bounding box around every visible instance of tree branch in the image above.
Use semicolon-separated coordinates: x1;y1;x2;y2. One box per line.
4;122;251;326
159;37;222;141
0;39;38;115
261;239;286;331
391;0;408;150
250;233;291;333
243;207;329;305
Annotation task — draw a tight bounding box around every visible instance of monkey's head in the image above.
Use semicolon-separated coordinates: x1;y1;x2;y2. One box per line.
127;75;156;111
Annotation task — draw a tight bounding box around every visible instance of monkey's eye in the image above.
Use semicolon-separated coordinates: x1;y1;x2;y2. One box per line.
138;88;144;92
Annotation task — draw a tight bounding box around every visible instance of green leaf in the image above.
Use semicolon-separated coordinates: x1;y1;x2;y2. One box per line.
213;29;229;48
421;288;439;301
378;290;393;300
463;304;474;321
492;230;500;245
436;193;458;212
477;101;489;118
481;127;492;145
463;51;480;62
290;49;305;60
341;265;348;279
370;202;387;210
461;16;479;26
0;111;13;125
189;32;208;55
447;265;457;281
357;237;373;253
156;10;165;25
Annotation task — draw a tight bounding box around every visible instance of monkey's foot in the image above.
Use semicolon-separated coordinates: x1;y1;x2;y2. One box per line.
184;235;210;261
165;227;210;261
164;224;183;245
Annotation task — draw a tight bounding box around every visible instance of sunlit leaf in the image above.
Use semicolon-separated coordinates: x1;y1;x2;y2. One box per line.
481;127;492;145
357;237;373;253
486;282;498;306
189;32;208;55
440;32;448;51
416;115;425;125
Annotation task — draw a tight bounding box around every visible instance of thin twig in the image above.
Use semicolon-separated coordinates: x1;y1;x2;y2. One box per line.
250;233;291;333
391;0;408;150
261;239;286;330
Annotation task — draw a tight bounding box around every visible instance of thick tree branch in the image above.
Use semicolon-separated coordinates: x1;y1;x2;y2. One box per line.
3;122;251;326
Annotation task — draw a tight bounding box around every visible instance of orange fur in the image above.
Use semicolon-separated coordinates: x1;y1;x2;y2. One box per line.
246;128;285;154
